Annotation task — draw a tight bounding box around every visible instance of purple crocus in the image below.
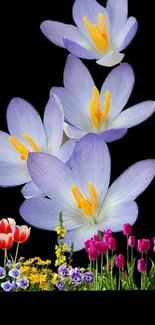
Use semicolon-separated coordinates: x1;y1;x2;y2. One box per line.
40;0;138;67
57;281;65;291
0;267;6;279
16;278;29;289
8;268;20;279
83;272;94;284
1;280;13;292
51;54;155;143
20;133;155;251
58;264;69;278
0;94;76;199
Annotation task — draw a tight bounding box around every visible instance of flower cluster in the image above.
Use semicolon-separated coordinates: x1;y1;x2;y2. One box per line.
0;0;155;292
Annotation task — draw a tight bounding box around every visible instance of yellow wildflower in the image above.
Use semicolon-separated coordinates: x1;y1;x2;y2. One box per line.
62;243;68;252
60;229;66;237
29;274;40;284
55;226;61;235
51;273;59;285
39;282;49;291
55;246;61;258
20;266;30;275
38;274;47;284
31;267;37;273
55;255;66;267
19;257;25;262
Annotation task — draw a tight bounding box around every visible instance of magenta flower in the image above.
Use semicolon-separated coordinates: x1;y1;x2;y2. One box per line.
51;55;155;144
95;241;108;254
0;94;76;199
123;223;132;236
115;254;125;268
137;239;151;253
128;235;136;247
152;237;155;245
20;133;155;252
153;246;155;253
41;0;138;67
88;243;100;260
137;258;146;272
108;237;116;251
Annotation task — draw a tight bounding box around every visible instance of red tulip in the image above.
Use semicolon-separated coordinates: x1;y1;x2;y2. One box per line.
0;218;16;234
0;233;14;250
12;225;31;243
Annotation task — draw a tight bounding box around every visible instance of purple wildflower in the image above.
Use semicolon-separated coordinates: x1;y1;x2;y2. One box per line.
0;267;6;279
1;280;13;292
57;281;65;291
83;272;94;284
16;278;29;289
15;262;21;269
8;268;20;279
69;267;82;285
12;280;19;290
58;264;69;278
6;260;12;268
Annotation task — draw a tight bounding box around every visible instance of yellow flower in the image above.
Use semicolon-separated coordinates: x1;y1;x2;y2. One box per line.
30;267;37;273
51;273;59;285
55;255;66;267
19;257;25;262
20;266;30;275
55;246;61;258
60;229;66;238
44;259;51;265
38;274;47;284
39;282;49;291
62;243;68;252
55;226;61;235
29;274;40;284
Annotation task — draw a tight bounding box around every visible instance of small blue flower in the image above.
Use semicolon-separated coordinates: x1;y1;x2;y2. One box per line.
6;260;12;268
0;267;6;279
15;262;21;269
57;281;65;291
12;280;19;290
58;264;69;278
8;268;20;279
1;280;13;292
16;278;29;289
83;272;94;284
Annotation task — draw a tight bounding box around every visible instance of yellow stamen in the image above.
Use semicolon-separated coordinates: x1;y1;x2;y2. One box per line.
72;184;98;217
9;136;29;160
22;134;40;152
90;87;111;128
83;13;109;52
9;133;40;160
102;91;111;124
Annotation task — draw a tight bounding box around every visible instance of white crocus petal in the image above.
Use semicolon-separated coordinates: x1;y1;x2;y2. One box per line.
118;17;138;51
0;160;30;186
63;122;87;140
96;51;124;67
63;54;95;104
43;94;64;155
62;224;99;251
6;97;46;151
106;0;127;36
109;101;155;129
21;180;45;199
98;201;138;232
104;160;155;206
56;139;76;163
0;131;21;163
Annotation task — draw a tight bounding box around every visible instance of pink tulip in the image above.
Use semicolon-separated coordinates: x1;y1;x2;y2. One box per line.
115;254;125;268
108;237;116;251
137;258;146;272
128;235;136;247
123;223;132;236
137;239;151;253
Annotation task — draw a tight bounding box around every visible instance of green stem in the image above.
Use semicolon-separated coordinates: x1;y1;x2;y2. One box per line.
4;250;7;267
93;260;95;290
146;252;147;272
127;236;129;271
118;268;121;290
141;273;143;290
14;243;20;264
131;247;133;262
96;259;98;290
101;254;103;290
111;251;113;290
106;250;109;272
89;260;92;273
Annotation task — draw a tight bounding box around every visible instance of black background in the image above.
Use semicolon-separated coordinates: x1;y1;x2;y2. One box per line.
0;0;155;271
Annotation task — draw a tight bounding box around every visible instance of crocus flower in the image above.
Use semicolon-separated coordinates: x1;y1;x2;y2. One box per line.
12;225;31;243
20;133;155;252
108;237;116;251
16;278;29;289
115;254;125;268
123;223;132;236
1;280;13;292
51;55;155;143
8;268;20;279
128;235;136;247
83;272;94;284
0;218;16;234
0;267;6;279
0;94;76;199
137;258;146;272
58;264;69;278
0;233;14;250
41;0;138;67
137;239;151;253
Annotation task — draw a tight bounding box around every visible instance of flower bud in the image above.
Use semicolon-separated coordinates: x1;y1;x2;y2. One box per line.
128;235;136;247
137;258;146;272
123;223;132;236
